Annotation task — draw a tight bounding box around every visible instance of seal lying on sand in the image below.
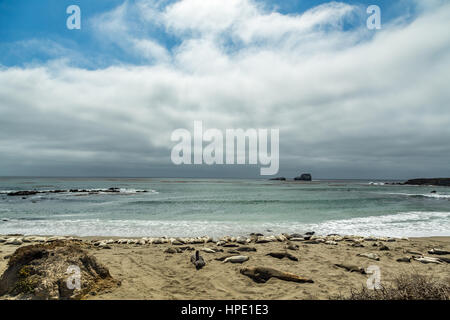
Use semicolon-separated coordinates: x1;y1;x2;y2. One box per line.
240;266;313;284
190;250;206;269
285;242;299;251
334;263;366;274
266;252;298;261
223;255;249;263
356;252;380;261
236;247;257;252
428;248;450;255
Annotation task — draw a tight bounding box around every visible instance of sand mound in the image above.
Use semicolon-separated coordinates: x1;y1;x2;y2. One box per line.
0;241;119;299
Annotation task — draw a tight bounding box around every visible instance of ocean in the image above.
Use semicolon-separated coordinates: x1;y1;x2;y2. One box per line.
0;177;449;238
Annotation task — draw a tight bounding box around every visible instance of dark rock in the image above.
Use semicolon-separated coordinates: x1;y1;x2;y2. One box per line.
403;178;450;187
294;173;312;181
7;191;39;197
269;177;286;181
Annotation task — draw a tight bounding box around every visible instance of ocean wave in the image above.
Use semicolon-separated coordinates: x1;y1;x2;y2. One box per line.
0;188;158;195
0;211;448;238
384;192;450;199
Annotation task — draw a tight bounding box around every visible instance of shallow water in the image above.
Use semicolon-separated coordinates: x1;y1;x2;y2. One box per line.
0;177;449;237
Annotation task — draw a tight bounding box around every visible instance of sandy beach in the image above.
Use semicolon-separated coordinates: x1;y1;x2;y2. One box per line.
0;234;449;300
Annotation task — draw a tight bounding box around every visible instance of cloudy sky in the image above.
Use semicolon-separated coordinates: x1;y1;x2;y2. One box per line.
0;0;449;179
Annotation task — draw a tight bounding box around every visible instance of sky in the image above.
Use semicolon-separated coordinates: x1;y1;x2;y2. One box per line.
0;0;449;179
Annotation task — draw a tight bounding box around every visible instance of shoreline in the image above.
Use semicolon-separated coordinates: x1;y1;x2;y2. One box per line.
1;233;449;299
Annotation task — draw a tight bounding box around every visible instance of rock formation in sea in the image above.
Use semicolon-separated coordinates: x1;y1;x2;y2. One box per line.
294;173;312;181
403;178;450;187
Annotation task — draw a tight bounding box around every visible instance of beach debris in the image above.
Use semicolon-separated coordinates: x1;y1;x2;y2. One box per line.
223;255;249;264
266;252;298;261
190;251;206;270
215;255;234;261
428;248;450;255
236;246;257;252
396;257;411;263
0;241;119;300
413;256;443;264
334;263;366;274
240;266;313;284
357;253;380;261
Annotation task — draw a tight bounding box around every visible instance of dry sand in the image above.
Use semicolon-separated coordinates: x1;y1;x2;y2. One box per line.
0;235;449;299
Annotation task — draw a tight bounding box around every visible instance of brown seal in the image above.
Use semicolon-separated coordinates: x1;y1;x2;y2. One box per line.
240;266;313;283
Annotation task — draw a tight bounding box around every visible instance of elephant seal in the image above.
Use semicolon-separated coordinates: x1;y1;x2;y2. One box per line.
191;250;206;269
285;242;299;251
223;255;249;263
236;246;257;252
413;256;442;264
215;255;234;261
334;263;366;274
266;252;298;261
240;266;313;284
356;252;380;261
396;257;411;263
164;247;182;254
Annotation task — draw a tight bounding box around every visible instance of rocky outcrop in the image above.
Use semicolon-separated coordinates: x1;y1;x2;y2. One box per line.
0;241;119;299
403;178;450;187
5;188;149;196
294;173;312;181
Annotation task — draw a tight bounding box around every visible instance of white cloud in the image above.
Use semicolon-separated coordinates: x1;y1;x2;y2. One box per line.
0;1;450;178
